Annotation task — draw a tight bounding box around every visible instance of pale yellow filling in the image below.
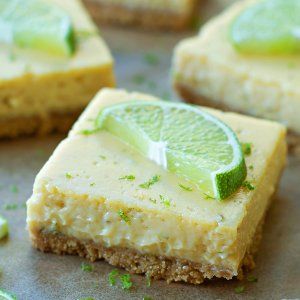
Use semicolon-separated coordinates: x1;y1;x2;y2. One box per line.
27;89;286;274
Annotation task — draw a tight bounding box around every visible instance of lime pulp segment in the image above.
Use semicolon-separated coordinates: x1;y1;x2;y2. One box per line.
230;0;300;55
96;101;247;200
0;0;75;56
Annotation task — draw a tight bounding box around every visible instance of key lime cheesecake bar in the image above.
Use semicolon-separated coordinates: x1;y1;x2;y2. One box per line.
84;0;197;30
27;88;286;283
0;0;114;138
173;0;300;141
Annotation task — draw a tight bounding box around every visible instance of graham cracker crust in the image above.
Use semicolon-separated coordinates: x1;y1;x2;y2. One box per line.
84;0;194;30
30;218;263;285
0;110;81;139
176;83;300;154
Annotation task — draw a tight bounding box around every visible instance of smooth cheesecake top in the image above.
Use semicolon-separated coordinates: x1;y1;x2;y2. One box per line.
0;0;113;81
32;88;286;228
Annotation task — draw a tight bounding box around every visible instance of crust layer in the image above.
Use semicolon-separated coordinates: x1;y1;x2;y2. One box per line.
0;110;81;139
84;0;193;30
29;217;264;284
176;83;300;153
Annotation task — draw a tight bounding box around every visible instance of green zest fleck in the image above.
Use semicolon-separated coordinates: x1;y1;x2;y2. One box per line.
235;286;245;294
81;262;93;272
144;53;159;66
0;289;17;300
65;172;73;179
204;193;215;200
162;91;171;101
80;128;100;136
159;195;171;208
132;74;146;85
143;297;153;300
10;185;19;193
4;203;18;210
249;165;254;170
179;184;193;191
118;210;130;223
90;182;95;187
139;175;160;189
191;15;202;30
9;51;17;62
147;81;157;90
247;275;258;282
288;62;296;69
120;274;133;290
119;175;136;181
149;198;157;204
146;274;151;287
242;180;255;191
108;269;119;286
99;155;106;160
242;143;252;156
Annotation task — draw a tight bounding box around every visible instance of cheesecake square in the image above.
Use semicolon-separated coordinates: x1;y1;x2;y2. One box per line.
27;88;286;284
173;0;300;137
84;0;197;30
0;0;114;138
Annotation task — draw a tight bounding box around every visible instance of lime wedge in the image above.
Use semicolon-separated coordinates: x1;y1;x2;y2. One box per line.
0;289;16;300
230;0;300;55
96;101;247;200
0;215;8;239
0;0;75;56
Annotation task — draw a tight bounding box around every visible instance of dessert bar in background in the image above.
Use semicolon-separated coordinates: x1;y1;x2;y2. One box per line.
0;0;114;138
173;0;300;145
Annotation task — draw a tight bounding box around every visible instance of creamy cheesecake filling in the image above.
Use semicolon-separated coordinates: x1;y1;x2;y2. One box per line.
27;129;286;276
0;65;113;119
28;189;240;274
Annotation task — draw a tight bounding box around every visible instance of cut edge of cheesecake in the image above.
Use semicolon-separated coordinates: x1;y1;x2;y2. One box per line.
27;88;287;284
84;0;197;30
29;213;265;284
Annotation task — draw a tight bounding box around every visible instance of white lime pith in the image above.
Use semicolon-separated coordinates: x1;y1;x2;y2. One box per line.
0;0;75;56
96;101;247;200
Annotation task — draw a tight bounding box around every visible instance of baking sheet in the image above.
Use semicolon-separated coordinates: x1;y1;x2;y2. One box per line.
1;1;300;299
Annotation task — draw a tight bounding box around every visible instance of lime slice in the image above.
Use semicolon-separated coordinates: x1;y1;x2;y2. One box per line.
0;215;8;240
96;101;247;200
0;0;75;56
230;0;300;55
0;289;16;300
